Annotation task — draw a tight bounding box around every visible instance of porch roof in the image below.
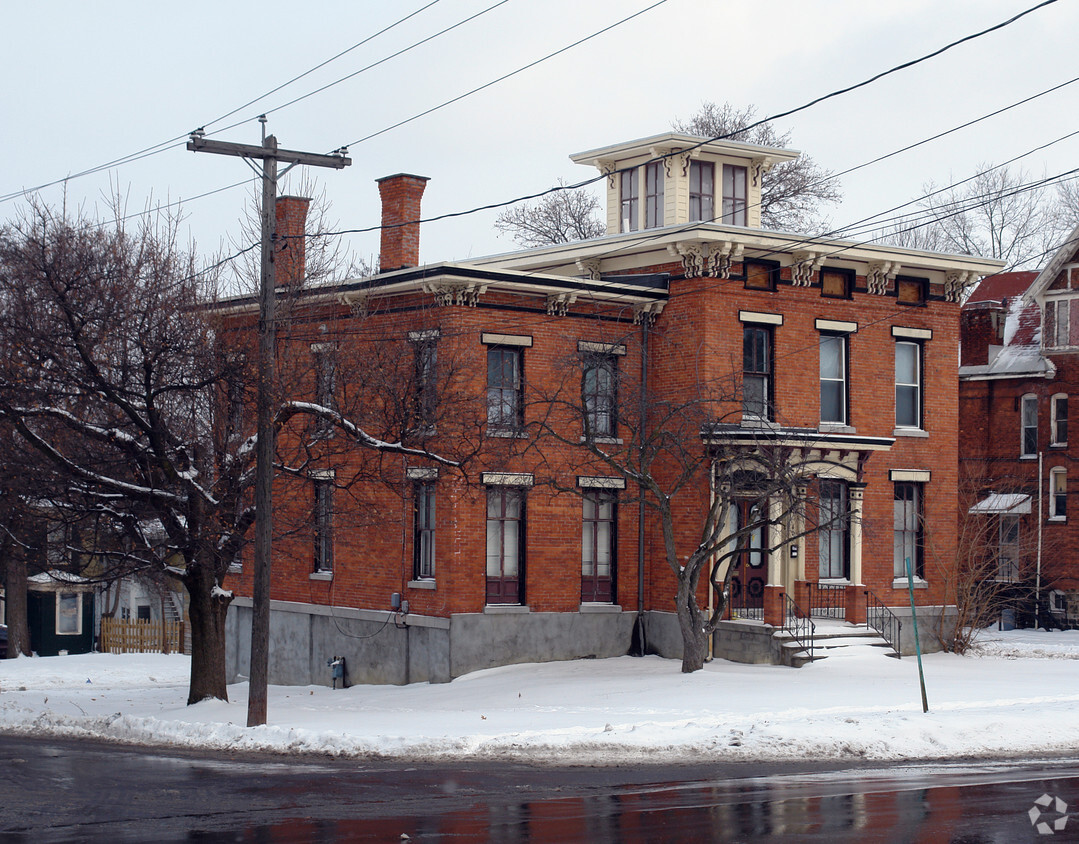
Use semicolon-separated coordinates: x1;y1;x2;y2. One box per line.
968;492;1032;515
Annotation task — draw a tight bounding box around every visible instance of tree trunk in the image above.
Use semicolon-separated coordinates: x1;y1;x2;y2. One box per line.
3;541;31;658
183;564;232;704
676;576;708;673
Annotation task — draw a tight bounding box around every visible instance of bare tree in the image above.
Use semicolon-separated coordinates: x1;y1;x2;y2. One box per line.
880;166;1072;271
522;325;826;672
673;101;842;233
494;180;606;248
0;203;463;699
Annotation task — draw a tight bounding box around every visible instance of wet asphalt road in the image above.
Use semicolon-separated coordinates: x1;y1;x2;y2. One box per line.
1;735;1077;842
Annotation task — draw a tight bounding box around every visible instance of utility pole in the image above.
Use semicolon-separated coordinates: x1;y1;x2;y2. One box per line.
188;124;350;727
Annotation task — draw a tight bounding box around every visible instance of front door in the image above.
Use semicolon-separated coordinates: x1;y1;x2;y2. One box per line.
728;499;767;611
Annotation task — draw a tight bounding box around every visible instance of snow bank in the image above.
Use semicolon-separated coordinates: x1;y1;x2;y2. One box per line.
2;630;1078;764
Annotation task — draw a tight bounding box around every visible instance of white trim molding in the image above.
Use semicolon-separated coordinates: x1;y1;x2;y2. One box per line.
406;466;439;481
481;472;534;487
890;469;931;483
816;319;857;333
738;310;783;326
578;341;627;356
892;326;933;340
482;333;533;347
577;476;627;489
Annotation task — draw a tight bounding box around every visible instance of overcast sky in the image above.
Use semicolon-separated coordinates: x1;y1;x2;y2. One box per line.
3;0;1077;281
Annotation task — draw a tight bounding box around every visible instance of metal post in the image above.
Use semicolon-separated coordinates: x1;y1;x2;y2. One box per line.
906;555;929;713
188;130;349;726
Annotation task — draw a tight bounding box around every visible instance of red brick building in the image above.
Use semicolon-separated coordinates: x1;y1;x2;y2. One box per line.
960;231;1079;627
221;133;1002;685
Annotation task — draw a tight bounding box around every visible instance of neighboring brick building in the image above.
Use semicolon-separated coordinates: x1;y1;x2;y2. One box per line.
960;234;1079;627
221;132;1002;686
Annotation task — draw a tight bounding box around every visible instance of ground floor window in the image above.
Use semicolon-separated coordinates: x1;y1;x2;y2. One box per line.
582;492;615;603
314;478;334;573
486;488;524;604
414;482;436;580
56;592;82;635
893;482;924;579
818;480;849;579
997;515;1021;581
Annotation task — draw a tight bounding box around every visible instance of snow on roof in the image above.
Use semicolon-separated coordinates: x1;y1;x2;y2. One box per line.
968;492;1032;515
27;569;92;585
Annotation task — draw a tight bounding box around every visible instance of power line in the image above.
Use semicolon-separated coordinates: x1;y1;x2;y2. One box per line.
0;0;457;204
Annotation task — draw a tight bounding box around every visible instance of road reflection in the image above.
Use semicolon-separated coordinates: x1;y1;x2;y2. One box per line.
202;767;1076;843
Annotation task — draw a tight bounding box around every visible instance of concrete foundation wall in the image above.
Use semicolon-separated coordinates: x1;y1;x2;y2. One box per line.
712;620;783;665
889;604;956;656
640;611;683;659
227;600;636;686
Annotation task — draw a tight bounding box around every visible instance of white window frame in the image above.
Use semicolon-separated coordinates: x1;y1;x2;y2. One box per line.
819;333;848;426
55;591;83;636
1050;467;1067;521
1021;393;1038;457
894;340;922;430
1052;393;1069;446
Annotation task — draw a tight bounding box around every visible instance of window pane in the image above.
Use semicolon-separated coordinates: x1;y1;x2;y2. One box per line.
895;343;917;384
503;521;519;576
820;336;842;379
57;593;80;634
486;519;501;576
821;381;843;423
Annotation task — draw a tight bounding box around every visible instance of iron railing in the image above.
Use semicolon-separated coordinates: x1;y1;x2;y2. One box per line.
864;588;902;657
807;582;846;619
783;593;815;660
726;583;763;621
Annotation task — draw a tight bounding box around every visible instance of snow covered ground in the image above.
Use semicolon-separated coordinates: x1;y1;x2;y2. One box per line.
1;628;1077;764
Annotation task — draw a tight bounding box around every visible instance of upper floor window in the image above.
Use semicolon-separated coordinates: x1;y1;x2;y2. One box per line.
487;346;523;429
410;332;438;428
896;276;928;305
743;259;779;292
743;325;773;421
644;162;664;229
895;341;922;429
1052;394;1069;446
819;333;848;426
582;354;617;439
313;346;336;437
1046;298;1079;347
1051;468;1067;520
820;267;854;299
722;164;747;226
620;168;639;232
1021;394;1038;456
689;161;714;223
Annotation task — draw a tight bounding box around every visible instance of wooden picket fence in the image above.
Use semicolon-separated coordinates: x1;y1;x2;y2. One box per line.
99;618;186;655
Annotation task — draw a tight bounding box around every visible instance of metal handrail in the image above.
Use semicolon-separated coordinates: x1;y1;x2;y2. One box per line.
783;593;815;660
807;582;846;619
864;588;902;657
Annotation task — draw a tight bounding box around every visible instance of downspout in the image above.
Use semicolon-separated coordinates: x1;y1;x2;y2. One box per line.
1037;450;1043;629
633;316;649;656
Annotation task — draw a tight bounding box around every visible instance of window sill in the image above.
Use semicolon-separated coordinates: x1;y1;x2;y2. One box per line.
310;571;333;582
893;427;929;438
1048;517;1067;524
580;436;623;445
486;427;528;439
1019;454;1037;461
819;423;856;434
579;603;622;613
228;563;242;574
483;604;530;614
740;416;775;428
408;579;436;590
1050;442;1068;449
894;577;928;589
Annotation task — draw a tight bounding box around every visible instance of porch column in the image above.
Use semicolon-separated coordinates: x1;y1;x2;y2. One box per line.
764;495;786;626
847;483;867;625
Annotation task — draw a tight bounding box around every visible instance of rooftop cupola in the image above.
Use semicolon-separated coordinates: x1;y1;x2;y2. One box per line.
571;132;799;235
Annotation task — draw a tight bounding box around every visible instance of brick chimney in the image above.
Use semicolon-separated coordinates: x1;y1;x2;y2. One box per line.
275;196;312;286
377;174;429;272
960;301;1005;367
